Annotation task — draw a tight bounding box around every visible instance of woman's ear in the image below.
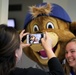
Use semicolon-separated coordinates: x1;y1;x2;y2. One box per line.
15;50;18;60
15;49;20;63
15;48;22;62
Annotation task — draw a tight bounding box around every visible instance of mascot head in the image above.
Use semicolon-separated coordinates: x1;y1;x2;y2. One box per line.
23;2;76;66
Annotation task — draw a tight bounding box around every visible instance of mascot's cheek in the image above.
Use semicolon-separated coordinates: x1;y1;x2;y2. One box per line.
55;44;60;56
30;44;43;51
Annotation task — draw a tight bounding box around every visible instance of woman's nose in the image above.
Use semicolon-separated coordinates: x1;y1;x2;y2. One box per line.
66;52;71;57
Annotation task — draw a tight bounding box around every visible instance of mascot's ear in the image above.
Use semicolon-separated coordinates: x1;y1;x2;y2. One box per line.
70;22;76;36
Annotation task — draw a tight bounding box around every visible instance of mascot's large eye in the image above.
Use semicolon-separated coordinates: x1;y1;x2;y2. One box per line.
33;25;39;32
46;22;54;29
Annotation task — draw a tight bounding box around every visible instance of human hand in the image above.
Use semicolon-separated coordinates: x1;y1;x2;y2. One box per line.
19;30;30;48
41;32;53;50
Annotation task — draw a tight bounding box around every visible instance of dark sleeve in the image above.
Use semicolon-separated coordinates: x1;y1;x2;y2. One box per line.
48;57;64;75
26;57;64;75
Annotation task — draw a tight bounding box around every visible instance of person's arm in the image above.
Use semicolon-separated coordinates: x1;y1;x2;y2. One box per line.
41;32;64;75
41;32;56;59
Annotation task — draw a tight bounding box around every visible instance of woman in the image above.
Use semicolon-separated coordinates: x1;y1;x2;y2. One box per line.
0;24;64;75
63;37;76;75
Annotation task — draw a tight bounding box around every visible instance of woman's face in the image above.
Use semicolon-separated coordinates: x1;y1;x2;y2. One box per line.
65;41;76;68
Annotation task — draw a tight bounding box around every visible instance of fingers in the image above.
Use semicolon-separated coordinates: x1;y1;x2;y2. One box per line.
41;32;48;41
19;30;29;41
20;30;30;48
45;32;50;39
41;32;52;46
20;30;25;35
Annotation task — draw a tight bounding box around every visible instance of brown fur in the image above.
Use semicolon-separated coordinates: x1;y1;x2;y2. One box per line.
70;22;76;35
29;3;52;18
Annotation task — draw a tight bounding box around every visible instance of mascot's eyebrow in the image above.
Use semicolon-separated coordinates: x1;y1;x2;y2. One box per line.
29;3;52;18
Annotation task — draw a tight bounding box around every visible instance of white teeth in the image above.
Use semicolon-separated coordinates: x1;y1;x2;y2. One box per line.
69;60;72;62
68;59;73;62
40;56;48;59
38;49;44;52
41;49;44;51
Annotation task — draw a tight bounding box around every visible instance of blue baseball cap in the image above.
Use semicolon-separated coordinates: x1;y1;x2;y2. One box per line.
24;3;71;28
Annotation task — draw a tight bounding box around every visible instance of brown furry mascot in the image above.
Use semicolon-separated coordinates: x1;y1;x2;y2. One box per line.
23;3;76;72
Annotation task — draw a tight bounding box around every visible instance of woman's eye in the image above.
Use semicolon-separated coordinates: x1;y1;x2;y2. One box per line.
46;22;54;29
33;25;39;32
71;50;75;53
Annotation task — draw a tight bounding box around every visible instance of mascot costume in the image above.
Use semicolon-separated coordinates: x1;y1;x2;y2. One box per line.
23;2;76;72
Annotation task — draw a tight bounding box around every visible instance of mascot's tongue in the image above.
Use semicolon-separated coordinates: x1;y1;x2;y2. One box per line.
39;48;54;57
39;50;47;57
